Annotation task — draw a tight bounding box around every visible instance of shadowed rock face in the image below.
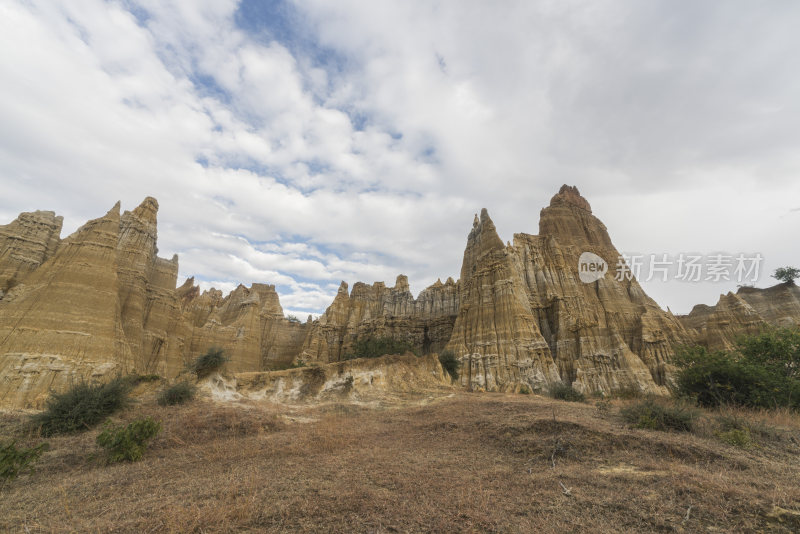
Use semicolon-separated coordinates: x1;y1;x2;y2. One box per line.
1;185;799;408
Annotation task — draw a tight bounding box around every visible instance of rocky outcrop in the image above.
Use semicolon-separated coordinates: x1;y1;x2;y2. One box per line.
446;187;692;394
738;283;800;327
0;199;310;408
0;210;62;297
180;282;308;373
299;275;459;362
446;209;561;392
0;204;130;408
205;352;450;404
679;283;800;351
2;185;799;408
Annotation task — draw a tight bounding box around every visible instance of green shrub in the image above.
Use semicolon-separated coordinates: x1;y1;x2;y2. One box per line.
1;441;48;480
673;340;800;409
713;414;774;448
31;378;131;436
621;400;696;432
549;382;586;402
188;347;229;378
96;417;161;463
736;328;800;380
157;381;196;406
343;336;417;360
519;384;531;395
717;428;753;448
438;350;460;380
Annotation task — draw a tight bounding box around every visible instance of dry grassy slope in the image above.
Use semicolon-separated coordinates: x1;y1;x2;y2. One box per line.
2;391;800;533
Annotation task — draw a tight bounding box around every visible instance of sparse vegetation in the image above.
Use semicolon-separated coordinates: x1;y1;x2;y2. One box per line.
127;373;162;385
711;412;778;449
519;384;531;395
286;314;302;323
1;394;799;532
713;415;755;448
1;441;48;480
621;399;696;432
31;378;131;436
772;266;799;284
343;336;417;360
716;427;753;448
438;350;460;380
157;381;196;406
96;417;161;463
611;385;644;399
674;329;800;409
549;382;586;402
187;347;229;378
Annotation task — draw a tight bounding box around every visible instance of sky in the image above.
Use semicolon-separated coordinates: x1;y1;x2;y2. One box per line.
1;0;798;317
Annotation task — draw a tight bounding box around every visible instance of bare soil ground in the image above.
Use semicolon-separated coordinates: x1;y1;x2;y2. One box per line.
2;392;800;533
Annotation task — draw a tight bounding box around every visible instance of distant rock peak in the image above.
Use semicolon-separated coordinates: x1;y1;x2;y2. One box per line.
550;184;592;212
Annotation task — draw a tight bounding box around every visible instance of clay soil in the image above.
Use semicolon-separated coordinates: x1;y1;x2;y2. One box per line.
2;392;800;533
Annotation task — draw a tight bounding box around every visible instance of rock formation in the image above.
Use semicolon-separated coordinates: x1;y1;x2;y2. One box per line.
0;204;131;408
0;198;309;408
679;282;800;351
179;281;308;374
1;185;799;408
299;275;459;363
0;210;62;297
446;186;692;394
208;352;449;404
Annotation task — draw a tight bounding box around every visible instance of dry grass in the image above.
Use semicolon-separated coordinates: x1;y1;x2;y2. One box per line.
1;393;799;533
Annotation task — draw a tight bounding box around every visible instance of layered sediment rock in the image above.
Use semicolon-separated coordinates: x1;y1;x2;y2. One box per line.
180;282;308;373
210;352;449;404
679;283;800;351
0;199;309;407
0;210;62;296
2;185;799;408
0;204;130;408
446;187;691;394
299;275;459;362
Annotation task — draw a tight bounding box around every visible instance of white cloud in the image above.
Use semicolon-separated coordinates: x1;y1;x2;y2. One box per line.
1;0;799;315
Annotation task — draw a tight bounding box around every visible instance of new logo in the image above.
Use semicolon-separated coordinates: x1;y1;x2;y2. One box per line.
578;252;608;283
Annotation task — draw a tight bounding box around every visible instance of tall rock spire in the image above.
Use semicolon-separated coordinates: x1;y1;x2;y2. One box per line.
538;185;613;249
460;208;505;283
0;202;132;408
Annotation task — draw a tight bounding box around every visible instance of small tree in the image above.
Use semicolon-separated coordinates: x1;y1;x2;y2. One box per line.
1;442;48;480
96;417;161;463
773;266;799;285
